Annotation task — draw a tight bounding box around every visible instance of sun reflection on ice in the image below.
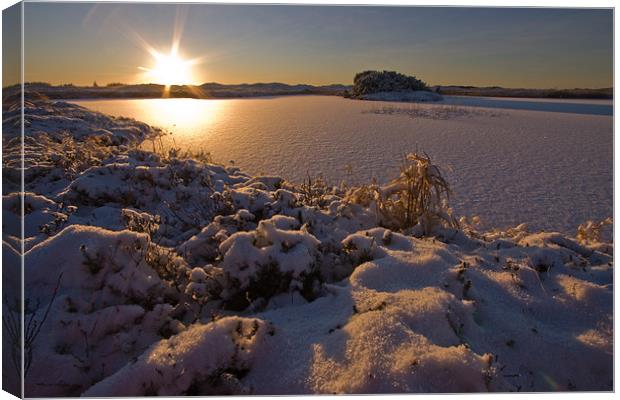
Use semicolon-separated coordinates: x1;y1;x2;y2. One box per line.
137;98;228;145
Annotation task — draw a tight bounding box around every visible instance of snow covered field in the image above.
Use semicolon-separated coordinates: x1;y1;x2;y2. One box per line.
3;98;612;396
73;95;613;235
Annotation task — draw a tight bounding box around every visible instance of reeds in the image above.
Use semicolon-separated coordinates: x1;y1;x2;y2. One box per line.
576;217;613;244
345;151;457;234
299;173;331;208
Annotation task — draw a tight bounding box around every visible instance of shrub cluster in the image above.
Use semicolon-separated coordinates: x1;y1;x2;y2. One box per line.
351;70;428;96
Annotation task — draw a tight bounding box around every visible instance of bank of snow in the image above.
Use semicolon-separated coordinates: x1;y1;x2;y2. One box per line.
358;90;443;102
2;98;612;396
86;227;613;395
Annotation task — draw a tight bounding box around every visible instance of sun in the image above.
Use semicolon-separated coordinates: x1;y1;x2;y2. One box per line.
143;51;193;86
133;25;205;91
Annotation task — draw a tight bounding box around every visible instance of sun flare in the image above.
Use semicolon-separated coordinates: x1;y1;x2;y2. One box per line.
142;51;193;86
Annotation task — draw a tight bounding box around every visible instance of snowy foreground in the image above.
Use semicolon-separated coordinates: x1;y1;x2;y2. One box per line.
2;99;613;396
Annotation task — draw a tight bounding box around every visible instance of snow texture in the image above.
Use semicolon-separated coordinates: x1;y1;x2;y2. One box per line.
73;95;613;235
2;97;612;396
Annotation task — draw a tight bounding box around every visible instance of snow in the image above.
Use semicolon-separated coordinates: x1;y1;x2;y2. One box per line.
73;95;613;235
21;226;183;396
217;215;322;301
83;317;273;396
3;97;612;395
359;90;443;102
83;229;613;394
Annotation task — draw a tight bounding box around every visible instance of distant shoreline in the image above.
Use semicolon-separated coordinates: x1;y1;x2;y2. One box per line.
3;82;613;101
431;85;613;100
7;82;348;101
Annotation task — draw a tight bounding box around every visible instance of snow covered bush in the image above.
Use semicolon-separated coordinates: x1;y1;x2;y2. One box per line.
22;226;186;396
342;231;382;264
83;317;274;396
217;216;323;309
59;158;227;245
352;70;428;97
225;185;273;215
297;174;333;208
121;208;161;237
176;208;259;266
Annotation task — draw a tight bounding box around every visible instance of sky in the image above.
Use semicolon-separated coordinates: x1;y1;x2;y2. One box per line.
2;3;21;86
6;3;614;88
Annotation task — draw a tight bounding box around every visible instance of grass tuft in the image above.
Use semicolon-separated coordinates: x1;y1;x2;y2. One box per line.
345;151;458;234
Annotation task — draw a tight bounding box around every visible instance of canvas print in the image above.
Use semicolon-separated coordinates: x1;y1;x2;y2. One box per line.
1;1;614;397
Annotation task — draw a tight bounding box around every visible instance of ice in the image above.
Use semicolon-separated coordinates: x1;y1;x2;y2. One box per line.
73;95;612;234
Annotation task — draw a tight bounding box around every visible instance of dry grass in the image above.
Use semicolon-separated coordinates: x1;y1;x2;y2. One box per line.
576;217;613;244
345;152;458;233
298;174;331;208
3;274;63;378
364;104;505;120
146;131;213;164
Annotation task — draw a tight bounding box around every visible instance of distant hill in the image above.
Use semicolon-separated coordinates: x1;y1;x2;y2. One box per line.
2;81;611;101
4;82;352;100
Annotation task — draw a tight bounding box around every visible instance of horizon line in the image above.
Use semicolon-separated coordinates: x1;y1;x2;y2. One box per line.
12;81;615;92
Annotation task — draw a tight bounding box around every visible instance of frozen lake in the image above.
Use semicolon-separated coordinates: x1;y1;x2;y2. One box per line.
73;95;613;234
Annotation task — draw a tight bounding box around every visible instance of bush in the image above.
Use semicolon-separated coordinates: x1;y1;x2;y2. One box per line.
217;216;322;309
352;70;428;96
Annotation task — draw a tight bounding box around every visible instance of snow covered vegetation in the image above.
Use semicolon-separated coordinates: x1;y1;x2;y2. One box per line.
347;70;441;102
2;95;613;395
363;103;506;120
359;90;443;102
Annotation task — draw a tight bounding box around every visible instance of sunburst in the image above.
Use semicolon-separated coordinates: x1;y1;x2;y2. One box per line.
131;7;205;95
139;50;193;86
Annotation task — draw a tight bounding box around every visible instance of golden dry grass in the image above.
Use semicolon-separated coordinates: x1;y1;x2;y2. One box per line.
346;152;458;233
